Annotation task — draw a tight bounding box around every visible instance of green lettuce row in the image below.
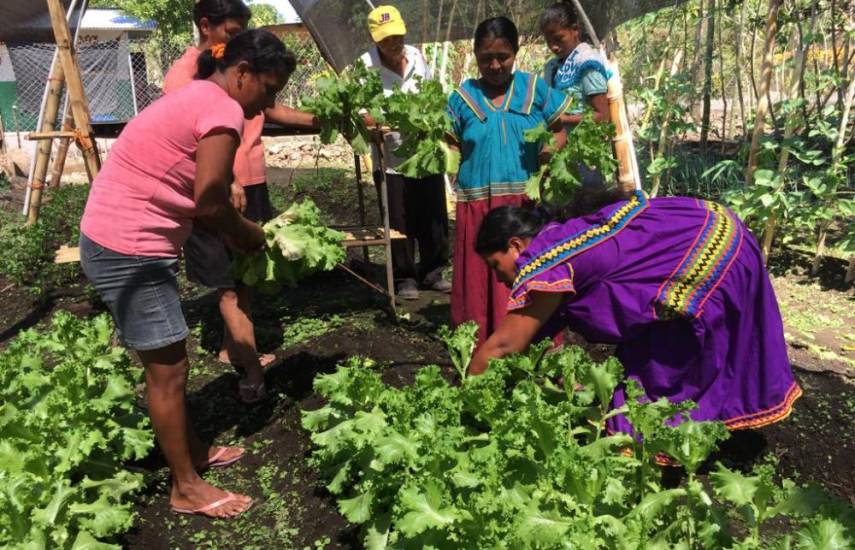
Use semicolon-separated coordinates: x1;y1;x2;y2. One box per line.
302;323;855;549
0;313;153;549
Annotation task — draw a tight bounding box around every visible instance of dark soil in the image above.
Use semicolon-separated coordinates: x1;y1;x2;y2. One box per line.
1;164;853;548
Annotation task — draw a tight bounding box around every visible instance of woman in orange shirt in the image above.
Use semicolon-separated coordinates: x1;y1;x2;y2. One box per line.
164;0;317;403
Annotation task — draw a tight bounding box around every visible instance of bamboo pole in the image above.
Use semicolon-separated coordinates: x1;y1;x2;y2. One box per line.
46;0;100;183
25;52;65;225
50;108;74;188
745;0;782;186
608;63;640;194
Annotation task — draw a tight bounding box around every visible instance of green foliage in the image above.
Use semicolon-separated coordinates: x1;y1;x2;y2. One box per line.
282;314;343;348
231;199;345;294
524;113;617;206
303;324;854;548
0;312;153;549
248;3;281;28
300;61;386;155
437;321;478;383
302;67;459;178
89;0;193;45
0;185;89;296
382;79;459;178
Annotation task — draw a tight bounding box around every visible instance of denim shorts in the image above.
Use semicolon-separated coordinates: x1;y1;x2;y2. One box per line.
80;233;189;351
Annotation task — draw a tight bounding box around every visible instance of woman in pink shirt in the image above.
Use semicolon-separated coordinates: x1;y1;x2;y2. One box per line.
80;30;295;519
164;0;317;396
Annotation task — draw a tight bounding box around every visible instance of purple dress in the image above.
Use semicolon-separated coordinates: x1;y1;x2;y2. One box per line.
510;191;801;433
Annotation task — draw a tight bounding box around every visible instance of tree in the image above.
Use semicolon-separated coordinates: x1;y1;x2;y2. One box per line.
249;3;282;28
745;0;782;185
89;0;194;42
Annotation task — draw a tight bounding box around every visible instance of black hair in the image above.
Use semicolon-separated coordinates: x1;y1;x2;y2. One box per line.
474;17;520;53
475;187;633;254
475;205;551;255
196;29;297;80
540;2;579;31
193;0;252;29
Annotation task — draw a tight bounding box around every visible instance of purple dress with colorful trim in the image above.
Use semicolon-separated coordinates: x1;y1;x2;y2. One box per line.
511;191;801;432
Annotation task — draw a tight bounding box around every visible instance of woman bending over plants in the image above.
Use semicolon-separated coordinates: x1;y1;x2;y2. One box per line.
80;30;295;519
471;187;801;438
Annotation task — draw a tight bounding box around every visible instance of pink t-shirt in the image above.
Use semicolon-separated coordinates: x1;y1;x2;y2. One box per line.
81;80;245;257
164;46;267;187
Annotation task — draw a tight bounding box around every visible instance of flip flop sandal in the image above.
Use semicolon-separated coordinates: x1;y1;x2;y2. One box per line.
219;353;280;370
199;446;245;470
238;380;267;404
172;492;253;518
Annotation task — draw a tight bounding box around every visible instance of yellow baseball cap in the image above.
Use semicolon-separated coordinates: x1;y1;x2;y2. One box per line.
367;5;406;43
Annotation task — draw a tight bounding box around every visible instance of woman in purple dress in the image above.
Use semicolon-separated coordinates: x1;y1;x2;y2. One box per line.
471;188;801;435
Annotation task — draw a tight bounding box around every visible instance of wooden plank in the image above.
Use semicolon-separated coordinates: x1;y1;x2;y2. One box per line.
27;130;77;140
341;227;405;243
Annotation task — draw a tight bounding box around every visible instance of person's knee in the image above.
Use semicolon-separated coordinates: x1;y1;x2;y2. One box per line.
147;364;188;397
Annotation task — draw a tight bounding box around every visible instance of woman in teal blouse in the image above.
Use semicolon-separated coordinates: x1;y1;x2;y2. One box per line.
446;16;569;343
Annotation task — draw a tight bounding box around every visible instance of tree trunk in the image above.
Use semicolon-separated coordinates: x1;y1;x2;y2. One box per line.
761;9;814;260
746;0;783;186
700;0;716;152
438;0;458;90
689;6;707;119
718;5;728;147
749;0;760;102
735;0;747;139
831;0;843;112
811;72;855;275
429;0;444;75
650;50;685;198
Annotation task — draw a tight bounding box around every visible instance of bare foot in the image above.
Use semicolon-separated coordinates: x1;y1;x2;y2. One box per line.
171;479;252;518
218;352;277;370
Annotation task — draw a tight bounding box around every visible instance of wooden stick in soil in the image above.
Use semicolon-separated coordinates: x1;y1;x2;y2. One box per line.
746;0;783;186
25;52;65;226
46;0;100;183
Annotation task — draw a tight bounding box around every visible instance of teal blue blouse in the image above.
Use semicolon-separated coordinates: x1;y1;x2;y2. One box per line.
446;71;571;202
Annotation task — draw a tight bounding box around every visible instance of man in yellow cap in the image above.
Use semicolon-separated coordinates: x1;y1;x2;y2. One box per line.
362;5;450;301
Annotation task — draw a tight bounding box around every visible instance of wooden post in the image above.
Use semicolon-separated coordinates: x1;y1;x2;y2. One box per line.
746;0;782;185
26;52;65;225
607;61;641;193
46;0;100;182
